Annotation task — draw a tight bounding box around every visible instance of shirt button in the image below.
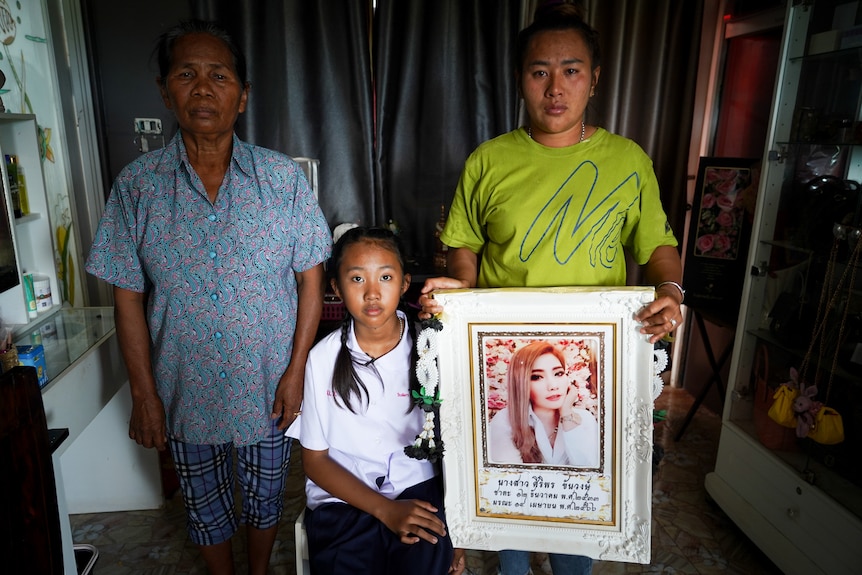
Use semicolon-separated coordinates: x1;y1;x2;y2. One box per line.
208;214;217;222
211;294;218;301
209;251;217;259
220;372;227;379
215;332;223;339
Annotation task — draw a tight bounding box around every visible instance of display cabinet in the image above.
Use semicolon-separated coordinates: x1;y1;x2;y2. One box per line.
705;2;862;574
0;113;61;327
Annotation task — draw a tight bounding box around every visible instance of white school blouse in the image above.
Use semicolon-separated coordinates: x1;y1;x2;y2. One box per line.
287;311;437;510
487;406;600;467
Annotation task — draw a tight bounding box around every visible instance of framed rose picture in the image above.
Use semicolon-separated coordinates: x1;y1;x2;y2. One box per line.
683;157;759;315
431;287;656;563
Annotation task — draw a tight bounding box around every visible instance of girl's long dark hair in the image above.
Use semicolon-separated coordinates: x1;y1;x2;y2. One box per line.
328;227;419;413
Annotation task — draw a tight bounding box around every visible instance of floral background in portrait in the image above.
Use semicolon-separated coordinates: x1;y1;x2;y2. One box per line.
483;337;599;422
693;166;752;260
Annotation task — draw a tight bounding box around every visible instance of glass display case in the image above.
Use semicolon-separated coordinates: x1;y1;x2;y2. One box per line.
705;2;862;574
12;307;117;388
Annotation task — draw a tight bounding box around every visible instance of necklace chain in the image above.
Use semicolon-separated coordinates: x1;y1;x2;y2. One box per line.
361;316;404;364
528;121;586;143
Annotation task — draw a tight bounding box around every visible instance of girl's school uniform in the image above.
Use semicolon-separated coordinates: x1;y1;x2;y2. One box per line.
287;311;454;574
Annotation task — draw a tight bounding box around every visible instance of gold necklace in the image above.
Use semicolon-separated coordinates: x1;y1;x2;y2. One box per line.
528;121;586;143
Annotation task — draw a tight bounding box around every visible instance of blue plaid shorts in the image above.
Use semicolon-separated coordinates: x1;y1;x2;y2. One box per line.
168;421;292;546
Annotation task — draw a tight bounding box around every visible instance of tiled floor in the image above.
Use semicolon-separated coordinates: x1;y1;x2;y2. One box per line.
69;386;782;574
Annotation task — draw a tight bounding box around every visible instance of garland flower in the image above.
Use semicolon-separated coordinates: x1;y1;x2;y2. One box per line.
404;316;445;462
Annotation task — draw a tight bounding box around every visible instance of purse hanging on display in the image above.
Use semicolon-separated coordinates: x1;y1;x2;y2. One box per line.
753;344;799;450
807;406;844;445
766;379;799;429
793;231;861;445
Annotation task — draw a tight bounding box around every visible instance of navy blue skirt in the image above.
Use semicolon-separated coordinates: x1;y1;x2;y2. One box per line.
304;475;455;574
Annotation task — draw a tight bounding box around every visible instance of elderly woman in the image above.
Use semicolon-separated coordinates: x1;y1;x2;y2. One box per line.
85;20;331;575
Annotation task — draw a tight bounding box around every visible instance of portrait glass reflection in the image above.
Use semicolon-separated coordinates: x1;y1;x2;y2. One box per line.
481;335;603;470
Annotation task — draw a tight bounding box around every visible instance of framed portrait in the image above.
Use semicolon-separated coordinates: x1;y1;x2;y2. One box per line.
683;157;758;316
433;287;657;564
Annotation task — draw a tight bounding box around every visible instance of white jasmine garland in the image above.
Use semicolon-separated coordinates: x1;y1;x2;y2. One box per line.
652;347;668;401
405;318;445;462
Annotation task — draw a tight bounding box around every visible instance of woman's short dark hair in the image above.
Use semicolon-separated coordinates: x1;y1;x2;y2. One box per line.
153;19;247;86
516;2;601;73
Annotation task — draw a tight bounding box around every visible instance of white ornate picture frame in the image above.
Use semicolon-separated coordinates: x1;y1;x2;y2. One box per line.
433;287;655;564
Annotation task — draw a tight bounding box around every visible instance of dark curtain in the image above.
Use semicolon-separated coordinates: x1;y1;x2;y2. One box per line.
190;0;701;271
373;0;524;261
191;0;375;227
586;1;702;282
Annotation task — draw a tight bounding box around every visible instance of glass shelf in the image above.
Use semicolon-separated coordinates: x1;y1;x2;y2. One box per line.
790;44;862;63
12;306;116;390
746;328;862;384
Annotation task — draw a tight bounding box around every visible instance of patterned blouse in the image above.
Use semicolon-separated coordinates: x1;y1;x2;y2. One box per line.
86;132;331;445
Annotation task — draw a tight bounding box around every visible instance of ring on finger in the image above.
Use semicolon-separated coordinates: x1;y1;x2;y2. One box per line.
670;318;677;327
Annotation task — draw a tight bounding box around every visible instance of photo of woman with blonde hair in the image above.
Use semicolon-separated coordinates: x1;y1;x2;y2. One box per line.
487;340;599;467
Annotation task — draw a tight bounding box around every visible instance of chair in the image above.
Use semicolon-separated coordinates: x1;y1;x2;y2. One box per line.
295;509;310;575
292;157;320;200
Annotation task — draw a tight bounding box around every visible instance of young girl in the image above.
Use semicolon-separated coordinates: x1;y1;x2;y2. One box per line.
289;226;464;574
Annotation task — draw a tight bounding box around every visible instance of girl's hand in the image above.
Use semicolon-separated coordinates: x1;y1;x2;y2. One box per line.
449;548;466;574
379;498;447;545
418;276;471;319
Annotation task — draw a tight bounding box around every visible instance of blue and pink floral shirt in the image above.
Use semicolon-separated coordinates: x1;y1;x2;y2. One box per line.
85;132;331;446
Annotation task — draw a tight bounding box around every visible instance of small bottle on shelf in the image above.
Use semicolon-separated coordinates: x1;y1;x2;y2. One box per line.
4;154;21;218
16;159;28;215
22;272;38;319
32;273;52;313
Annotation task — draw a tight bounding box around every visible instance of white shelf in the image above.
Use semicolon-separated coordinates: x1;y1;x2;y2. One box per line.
14;212;42;224
0;113;60;328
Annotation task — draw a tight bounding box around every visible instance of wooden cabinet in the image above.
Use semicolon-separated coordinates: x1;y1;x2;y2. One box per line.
0;365;64;575
0;113;60;327
11;308;163;574
705;2;862;574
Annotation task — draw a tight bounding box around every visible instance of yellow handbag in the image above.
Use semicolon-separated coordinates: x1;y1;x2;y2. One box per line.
767;384;799;429
808;406;845;445
792;235;859;446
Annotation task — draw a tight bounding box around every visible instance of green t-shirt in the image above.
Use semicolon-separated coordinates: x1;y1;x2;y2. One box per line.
441;127;678;288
